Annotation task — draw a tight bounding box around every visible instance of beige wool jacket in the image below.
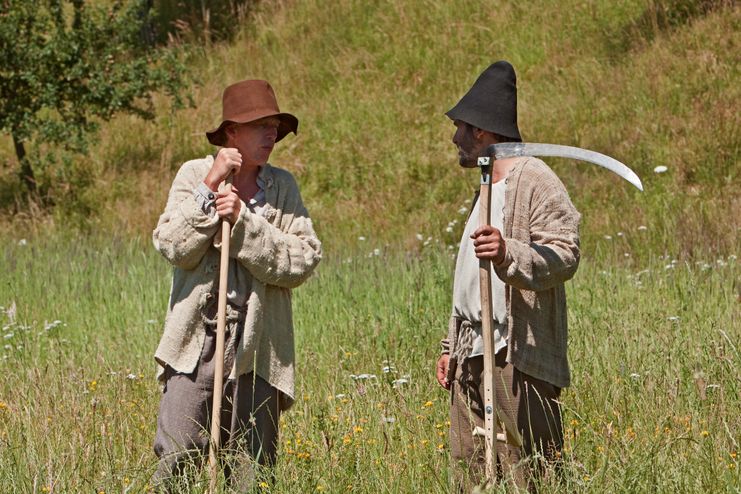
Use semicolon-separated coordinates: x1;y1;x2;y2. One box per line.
152;156;322;407
446;157;580;389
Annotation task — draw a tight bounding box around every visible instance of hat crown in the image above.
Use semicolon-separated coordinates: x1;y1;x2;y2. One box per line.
221;80;279;120
445;60;522;142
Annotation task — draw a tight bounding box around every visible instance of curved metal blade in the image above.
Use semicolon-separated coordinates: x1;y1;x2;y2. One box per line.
488;143;643;191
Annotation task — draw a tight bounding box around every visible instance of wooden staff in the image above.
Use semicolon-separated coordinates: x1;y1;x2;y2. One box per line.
477;156;524;483
208;177;232;493
477;156;499;481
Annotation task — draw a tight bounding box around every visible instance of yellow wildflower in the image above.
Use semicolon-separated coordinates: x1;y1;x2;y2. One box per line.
0;401;7;410
353;425;363;434
701;430;709;437
259;481;269;489
423;400;433;408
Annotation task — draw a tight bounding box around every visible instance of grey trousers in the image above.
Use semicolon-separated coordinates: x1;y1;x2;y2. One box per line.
449;351;563;492
152;326;281;488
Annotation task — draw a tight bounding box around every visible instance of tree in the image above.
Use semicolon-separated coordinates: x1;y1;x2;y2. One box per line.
0;0;188;195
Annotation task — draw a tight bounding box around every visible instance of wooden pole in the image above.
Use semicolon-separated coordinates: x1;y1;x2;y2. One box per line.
477;156;498;482
208;179;232;493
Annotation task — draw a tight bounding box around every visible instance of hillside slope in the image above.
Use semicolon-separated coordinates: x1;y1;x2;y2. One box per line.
1;0;738;257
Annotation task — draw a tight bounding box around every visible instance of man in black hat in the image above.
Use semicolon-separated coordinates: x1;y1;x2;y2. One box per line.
435;61;581;490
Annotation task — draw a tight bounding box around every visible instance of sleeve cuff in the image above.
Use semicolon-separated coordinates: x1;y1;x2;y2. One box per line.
193;182;217;217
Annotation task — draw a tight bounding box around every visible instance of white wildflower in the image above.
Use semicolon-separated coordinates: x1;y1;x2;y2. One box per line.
653;165;668;173
637;225;648;231
3;333;13;340
44;320;63;331
358;236;366;241
458;207;468;215
668;316;680;322
630;373;641;380
126;373;138;381
445;226;453;233
373;248;381;256
382;416;396;424
392;378;409;388
604;235;612;240
18;239;27;246
416;233;424;241
351;374;377;381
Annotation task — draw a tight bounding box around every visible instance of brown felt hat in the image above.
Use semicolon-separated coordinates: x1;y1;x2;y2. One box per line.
206;80;298;146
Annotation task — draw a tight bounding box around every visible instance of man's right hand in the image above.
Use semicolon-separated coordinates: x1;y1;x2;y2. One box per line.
436;354;451;390
204;147;242;191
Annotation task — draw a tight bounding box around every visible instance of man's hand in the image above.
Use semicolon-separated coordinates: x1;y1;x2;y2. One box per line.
204;147;242;190
471;225;506;265
436;354;451;390
215;184;241;224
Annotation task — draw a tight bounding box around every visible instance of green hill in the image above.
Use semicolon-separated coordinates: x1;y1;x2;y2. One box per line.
1;0;738;257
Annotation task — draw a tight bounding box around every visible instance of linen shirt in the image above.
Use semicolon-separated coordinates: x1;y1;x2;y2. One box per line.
153;156;322;407
452;178;507;358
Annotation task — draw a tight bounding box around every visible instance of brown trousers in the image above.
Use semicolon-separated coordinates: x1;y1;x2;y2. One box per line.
449;351;563;492
152;325;281;489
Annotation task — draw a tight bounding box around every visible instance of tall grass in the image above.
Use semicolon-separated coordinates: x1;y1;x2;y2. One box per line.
0;236;738;492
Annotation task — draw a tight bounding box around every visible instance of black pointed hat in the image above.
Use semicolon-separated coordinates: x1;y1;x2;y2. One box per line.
446;61;522;142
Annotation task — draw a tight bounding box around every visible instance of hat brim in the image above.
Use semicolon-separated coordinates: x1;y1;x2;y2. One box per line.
206;111;299;146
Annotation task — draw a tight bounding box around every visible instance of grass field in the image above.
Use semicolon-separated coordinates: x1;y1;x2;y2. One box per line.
0;236;738;493
0;0;739;492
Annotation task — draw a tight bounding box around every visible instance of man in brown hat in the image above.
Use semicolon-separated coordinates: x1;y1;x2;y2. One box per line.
435;61;581;490
151;80;321;487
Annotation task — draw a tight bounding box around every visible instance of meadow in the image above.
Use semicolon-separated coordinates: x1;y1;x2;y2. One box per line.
0;0;739;492
0;233;738;492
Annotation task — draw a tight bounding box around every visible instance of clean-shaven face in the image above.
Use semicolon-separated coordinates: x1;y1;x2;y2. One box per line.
228;116;281;166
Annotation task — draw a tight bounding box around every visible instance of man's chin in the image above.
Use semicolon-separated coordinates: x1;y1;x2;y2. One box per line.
459;158;478;169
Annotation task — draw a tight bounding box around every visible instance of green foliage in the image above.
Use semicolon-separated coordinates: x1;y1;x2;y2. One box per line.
0;0;189;195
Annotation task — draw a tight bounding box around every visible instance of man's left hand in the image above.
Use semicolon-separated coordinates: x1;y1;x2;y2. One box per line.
471;225;506;265
215;184;241;224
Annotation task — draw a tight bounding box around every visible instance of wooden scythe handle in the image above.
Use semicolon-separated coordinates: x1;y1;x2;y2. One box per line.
208;177;232;492
478;160;498;482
